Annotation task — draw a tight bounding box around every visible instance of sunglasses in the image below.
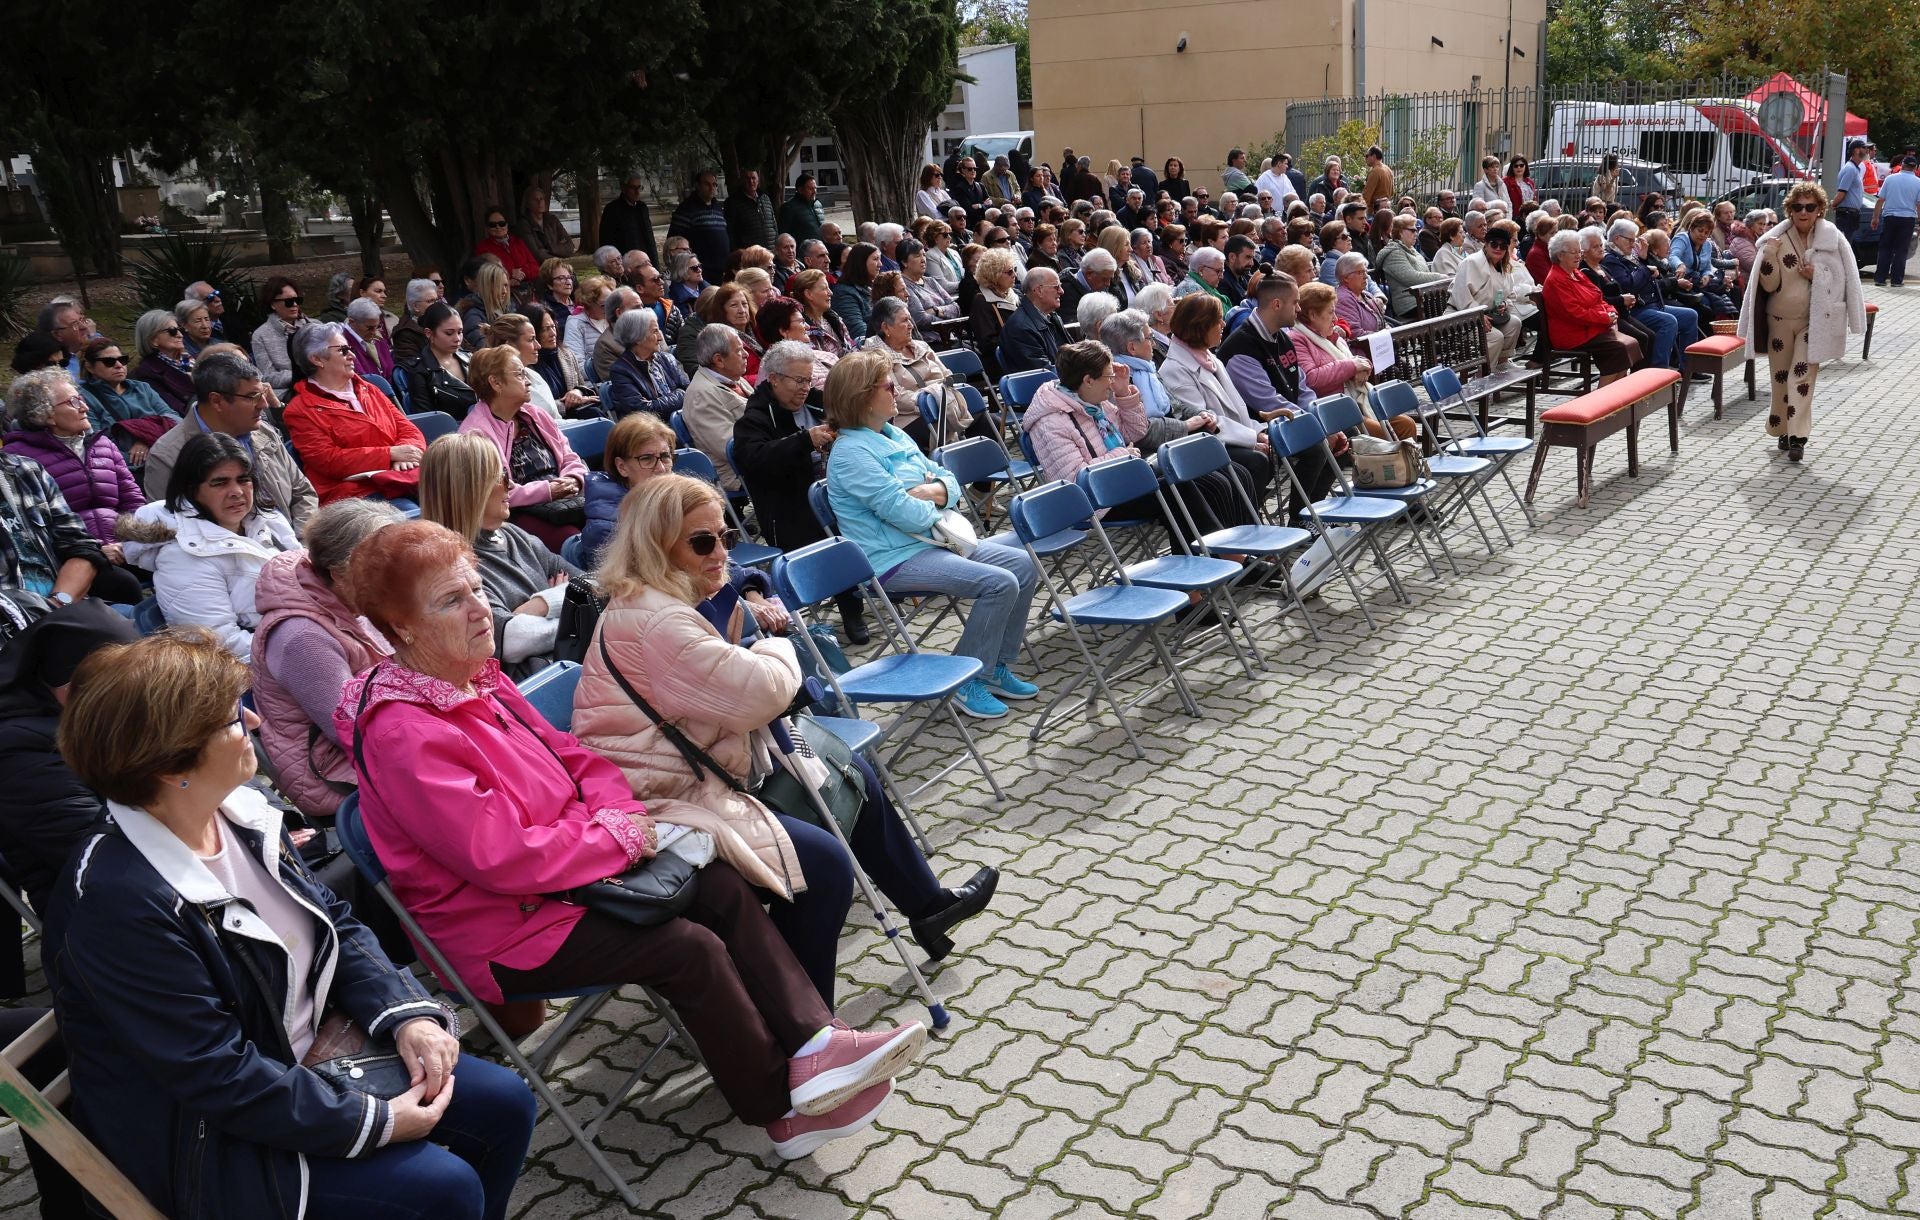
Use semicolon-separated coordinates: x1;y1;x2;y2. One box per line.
276;295;302;306
159;325;182;337
205;289;222;301
687;528;742;556
1788;203;1821;213
92;354;129;367
487;220;509;229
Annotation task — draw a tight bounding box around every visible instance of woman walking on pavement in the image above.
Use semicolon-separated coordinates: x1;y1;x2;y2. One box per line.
1736;182;1865;463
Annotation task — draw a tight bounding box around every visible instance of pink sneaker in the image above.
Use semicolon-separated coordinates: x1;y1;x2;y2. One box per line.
789;1020;926;1116
766;1080;892;1159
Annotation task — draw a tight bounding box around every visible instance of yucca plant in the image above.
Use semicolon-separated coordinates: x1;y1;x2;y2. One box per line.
127;235;259;320
0;251;31;338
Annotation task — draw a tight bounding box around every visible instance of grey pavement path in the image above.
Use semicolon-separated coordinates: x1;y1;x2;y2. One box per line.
4;283;1920;1219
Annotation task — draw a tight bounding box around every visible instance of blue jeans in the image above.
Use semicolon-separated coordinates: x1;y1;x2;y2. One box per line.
766;759;943;1006
305;1054;537;1220
882;541;1038;670
1628;304;1675;367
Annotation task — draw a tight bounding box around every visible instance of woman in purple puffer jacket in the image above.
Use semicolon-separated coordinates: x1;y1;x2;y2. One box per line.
4;369;144;548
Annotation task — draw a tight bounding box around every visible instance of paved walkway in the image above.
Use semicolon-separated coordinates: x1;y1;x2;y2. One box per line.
4;287;1919;1219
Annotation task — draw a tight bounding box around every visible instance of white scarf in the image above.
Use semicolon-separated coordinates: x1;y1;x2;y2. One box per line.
1292;324;1374;412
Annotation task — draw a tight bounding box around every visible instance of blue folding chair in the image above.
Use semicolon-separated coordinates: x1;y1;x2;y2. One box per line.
1370;380;1501;555
595;380;614;407
1322;394;1456;578
334;794;682;1206
674;449;780;567
1422;365;1538;528
934;437;1022;544
669;410;694;448
772;540;1006;805
997;369;1053;417
1008;480;1197;759
364;373;397;401
807;479;839;536
407;410;460;444
1158;431;1320;640
1076;454;1263;674
1269;409;1410;626
518;661;582;729
1071;454;1159;566
951;383;1035;484
561;416;612;468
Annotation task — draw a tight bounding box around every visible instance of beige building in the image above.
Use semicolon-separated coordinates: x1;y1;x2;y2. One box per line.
1029;0;1546;185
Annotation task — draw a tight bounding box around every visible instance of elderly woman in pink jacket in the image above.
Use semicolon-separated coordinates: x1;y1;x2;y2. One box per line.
338;519;929;1160
572;475;997;1003
456;345;589;550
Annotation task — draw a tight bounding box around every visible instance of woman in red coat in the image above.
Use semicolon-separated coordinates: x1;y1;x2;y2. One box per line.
473;205;542;291
1541;229;1638;386
282;323;428;503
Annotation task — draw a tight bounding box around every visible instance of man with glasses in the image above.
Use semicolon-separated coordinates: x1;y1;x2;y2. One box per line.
143;352;317;533
731;340;868;643
37;299;94;380
668;169;730;285
185;282;229;341
598;173;658;265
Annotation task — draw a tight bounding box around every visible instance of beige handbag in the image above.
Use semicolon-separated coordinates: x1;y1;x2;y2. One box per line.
1350;434;1428;489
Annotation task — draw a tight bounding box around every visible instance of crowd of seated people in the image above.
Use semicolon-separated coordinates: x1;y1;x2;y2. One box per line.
0;147;1809;1211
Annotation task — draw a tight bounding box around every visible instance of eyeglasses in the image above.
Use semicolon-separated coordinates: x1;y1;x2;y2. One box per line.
226;699;247;731
686;528;742;556
626;451;674;468
92;354;129;367
233;388;268;403
1788;203;1821;214
56;394;87;411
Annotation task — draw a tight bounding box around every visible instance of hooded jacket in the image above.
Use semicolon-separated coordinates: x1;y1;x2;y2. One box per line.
122;505;301;661
3;427;144;544
251;553;391;818
335;659;655;1004
45;785;449;1220
281;376;426;505
572;586;806;899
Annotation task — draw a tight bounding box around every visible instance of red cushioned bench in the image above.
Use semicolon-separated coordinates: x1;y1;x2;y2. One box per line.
1681;334;1754;420
1864;302;1879;360
1524;367;1684;509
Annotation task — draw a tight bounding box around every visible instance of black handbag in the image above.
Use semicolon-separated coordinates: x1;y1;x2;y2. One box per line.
554;575;605;664
513;492;587;525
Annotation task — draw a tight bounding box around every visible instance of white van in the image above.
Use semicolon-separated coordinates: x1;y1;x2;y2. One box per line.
1548;100;1808;201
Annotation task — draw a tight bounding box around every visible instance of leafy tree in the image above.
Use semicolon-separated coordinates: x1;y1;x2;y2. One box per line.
1546;0;1691;84
832;0;963;223
960;0;1030;99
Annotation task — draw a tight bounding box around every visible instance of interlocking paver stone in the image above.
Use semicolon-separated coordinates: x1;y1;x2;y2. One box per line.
7;286;1920;1220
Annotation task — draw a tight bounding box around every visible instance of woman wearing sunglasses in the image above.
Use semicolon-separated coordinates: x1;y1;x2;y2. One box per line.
131;309;196;414
1737;182;1865;463
574;474;998;1005
76;337;179;463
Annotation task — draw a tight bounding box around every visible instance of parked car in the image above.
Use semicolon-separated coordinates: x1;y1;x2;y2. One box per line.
1529;157;1683;217
956;131;1034;172
1713;178;1895;269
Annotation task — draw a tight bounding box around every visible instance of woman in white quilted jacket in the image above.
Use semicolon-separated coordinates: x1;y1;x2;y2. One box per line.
571;475;997;1004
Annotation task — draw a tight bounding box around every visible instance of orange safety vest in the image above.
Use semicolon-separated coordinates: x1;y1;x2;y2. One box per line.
1864;161;1882;194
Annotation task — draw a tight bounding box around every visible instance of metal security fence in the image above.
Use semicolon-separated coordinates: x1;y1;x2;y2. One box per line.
1283;76;1835;200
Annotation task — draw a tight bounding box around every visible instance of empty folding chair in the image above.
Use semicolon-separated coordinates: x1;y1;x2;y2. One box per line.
560;417;611;469
1369;380;1503;554
407;410;460;444
1316;394;1456;579
1267;412;1410;627
670;409;694;448
1075;453;1263;674
1008;480;1198;759
1070;457;1161;568
335;795;678;1206
773;540;1007;804
518;660;583;728
1157;431;1320;640
1422;365;1539;528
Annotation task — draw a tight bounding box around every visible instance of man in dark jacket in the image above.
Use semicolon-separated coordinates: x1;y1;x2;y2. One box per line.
726;169;778;251
777;173;827;244
1130;156;1159;201
947;159;988;227
668;169;731;279
598;173;659;266
999;269;1070;373
731;341;866;641
1066;157;1105;207
1216;274;1336;522
0;597;137;920
1059;252;1127;322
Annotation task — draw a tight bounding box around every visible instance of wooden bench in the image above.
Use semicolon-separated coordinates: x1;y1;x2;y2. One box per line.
1372;306;1546;437
1524;367;1684;509
1681;334;1755;419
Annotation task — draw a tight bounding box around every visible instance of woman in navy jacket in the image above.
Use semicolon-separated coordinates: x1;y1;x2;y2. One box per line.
45;629;536;1220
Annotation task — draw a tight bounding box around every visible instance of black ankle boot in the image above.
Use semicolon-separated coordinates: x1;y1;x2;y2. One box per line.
1788;437;1806;463
1778;435;1790;451
910;866;999;962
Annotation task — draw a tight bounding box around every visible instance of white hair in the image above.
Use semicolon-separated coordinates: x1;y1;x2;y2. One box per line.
1547;229;1583;261
1081;248;1118;275
405;278;438;310
1541;199;1563;216
760;339;814;380
876;223;904;244
1077;292;1119;335
1099;308;1150;352
1606;218;1640;245
1134;283;1174;323
346;297;383;324
1335;251;1371;279
1578;225;1607;252
1188;247;1226;273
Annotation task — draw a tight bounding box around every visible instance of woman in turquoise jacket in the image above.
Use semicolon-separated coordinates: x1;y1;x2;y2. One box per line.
822;350;1040;720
